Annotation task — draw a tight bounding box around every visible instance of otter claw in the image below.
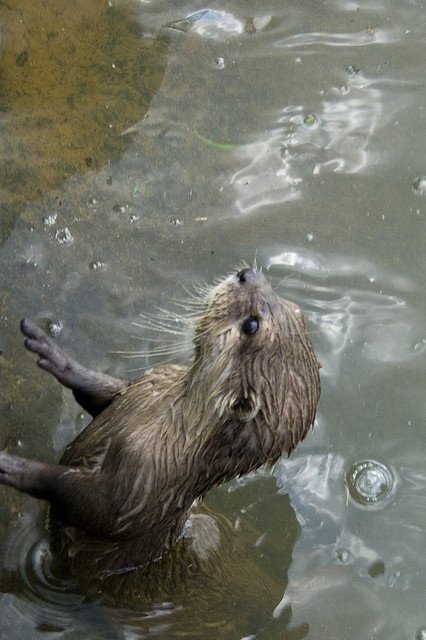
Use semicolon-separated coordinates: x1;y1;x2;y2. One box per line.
21;320;68;376
20;318;48;342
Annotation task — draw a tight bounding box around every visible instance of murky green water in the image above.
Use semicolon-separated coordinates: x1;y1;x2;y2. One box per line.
0;0;425;638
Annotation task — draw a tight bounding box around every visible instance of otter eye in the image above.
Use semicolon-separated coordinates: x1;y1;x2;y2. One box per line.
241;316;259;336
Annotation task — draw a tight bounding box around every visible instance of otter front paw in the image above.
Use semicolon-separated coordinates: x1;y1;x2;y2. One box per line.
20;319;73;381
0;451;32;491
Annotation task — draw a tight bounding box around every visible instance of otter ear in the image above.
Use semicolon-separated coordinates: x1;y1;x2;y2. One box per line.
230;388;260;422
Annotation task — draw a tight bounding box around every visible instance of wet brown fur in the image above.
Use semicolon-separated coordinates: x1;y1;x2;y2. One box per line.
1;269;320;594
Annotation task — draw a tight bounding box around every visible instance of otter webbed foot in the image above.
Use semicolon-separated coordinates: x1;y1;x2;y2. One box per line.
21;319;129;416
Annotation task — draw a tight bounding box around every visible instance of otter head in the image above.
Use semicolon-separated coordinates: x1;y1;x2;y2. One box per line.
187;267;320;451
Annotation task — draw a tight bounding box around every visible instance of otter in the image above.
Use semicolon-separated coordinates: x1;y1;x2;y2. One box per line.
0;267;320;586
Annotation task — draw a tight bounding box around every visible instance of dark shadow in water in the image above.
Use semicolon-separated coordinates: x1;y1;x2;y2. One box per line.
0;0;169;241
0;477;306;639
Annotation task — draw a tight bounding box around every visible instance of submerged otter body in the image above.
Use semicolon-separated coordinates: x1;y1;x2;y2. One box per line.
0;268;320;581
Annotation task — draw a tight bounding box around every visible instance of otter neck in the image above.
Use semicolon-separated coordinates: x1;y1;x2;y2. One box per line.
181;352;233;442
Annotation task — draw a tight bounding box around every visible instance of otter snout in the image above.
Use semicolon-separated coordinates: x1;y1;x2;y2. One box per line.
234;268;270;294
236;267;258;284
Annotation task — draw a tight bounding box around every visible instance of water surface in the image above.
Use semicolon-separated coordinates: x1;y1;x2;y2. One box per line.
0;0;425;638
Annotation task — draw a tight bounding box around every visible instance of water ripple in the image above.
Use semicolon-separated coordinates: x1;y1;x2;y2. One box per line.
274;451;426;634
274;28;403;49
0;513;127;639
225;70;409;213
267;249;420;381
165;9;244;38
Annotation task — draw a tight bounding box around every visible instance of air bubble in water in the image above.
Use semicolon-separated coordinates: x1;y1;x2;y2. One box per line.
415;628;426;640
346;64;360;76
303;114;318;127
412;176;426;195
334;548;350;563
346;460;395;506
55;228;73;245
43;213;57;226
48;321;63;337
90;261;105;271
414;339;426;352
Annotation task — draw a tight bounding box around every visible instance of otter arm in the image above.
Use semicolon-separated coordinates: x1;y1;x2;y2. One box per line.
21;319;129;416
0;451;110;535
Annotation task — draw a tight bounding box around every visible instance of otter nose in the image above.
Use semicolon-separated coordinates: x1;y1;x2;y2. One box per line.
236;267;257;284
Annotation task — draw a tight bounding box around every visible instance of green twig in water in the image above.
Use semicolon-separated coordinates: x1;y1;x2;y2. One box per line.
193;129;246;151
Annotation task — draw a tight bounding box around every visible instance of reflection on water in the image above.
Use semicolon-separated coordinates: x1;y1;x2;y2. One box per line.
268;249;419;380
227;67;408;215
1;0;425;638
274;27;403;48
166;9;245;37
275;451;426;637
